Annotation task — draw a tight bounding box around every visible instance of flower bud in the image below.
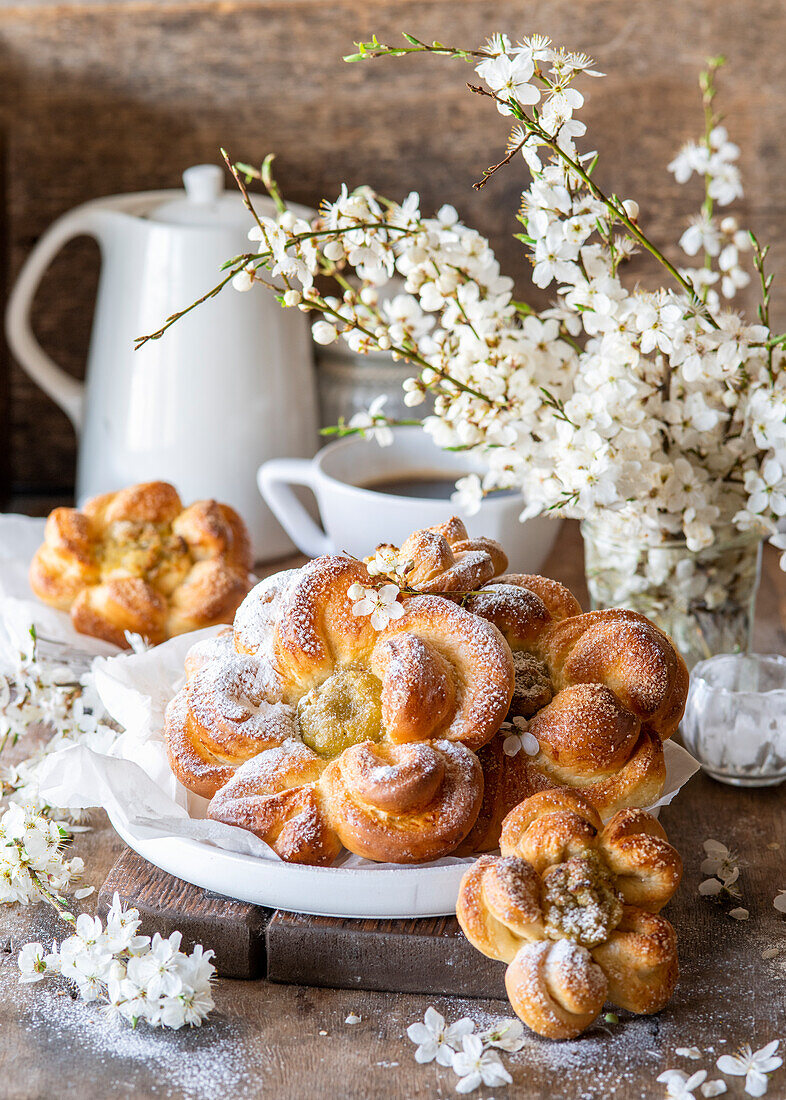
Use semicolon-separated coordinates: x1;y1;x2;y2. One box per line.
622;200;639;221
312;321;338;345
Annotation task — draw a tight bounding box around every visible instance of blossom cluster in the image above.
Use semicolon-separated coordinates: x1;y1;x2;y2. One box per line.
0;622;121;816
216;34;786;570
18;893;215;1029
0;801;86;910
406;1006;523;1093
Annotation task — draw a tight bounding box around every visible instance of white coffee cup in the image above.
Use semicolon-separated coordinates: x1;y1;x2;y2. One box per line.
258;426;560;568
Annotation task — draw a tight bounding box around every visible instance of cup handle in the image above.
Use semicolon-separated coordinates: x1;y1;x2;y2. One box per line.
258;458;334;558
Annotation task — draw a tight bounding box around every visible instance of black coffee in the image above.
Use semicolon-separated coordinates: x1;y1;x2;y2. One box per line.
360;474;517;500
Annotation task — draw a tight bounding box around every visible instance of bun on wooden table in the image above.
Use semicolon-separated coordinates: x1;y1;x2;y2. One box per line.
456;788;682;1039
30;481;254;648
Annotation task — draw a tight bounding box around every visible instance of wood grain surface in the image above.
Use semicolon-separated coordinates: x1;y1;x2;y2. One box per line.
2;0;786;502
0;522;785;1099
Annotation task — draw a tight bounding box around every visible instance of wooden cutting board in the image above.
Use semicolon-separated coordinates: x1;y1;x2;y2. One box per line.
98;848;505;997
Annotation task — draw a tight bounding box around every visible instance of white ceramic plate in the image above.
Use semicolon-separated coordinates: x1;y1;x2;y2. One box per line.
108;809;472;918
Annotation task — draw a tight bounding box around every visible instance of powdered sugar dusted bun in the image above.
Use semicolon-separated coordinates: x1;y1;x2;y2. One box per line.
539;609;689;740
164;651;294;798
234;569;301;658
456;854;544;962
590;907;678;1014
320;739;483;863
454;789;681;1039
505;939;608;1040
207;742;342;866
381;516;508;597
273;557;379;699
376;595;513;750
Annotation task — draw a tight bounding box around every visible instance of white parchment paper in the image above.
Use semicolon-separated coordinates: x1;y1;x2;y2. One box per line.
0;513;701;874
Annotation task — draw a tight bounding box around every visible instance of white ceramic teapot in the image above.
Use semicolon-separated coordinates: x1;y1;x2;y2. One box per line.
5;164;318;560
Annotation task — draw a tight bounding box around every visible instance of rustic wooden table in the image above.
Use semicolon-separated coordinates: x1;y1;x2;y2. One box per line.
1;521;785;1100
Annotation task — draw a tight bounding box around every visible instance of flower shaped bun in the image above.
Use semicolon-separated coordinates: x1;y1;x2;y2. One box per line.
457;788;681;1039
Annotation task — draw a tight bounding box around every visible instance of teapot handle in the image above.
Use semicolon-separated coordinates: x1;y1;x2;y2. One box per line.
5;205;112;432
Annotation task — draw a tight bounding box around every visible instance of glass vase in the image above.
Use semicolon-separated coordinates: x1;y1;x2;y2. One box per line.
581;518;763;670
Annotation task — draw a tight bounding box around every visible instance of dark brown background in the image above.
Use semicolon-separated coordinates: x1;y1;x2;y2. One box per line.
1;0;784;507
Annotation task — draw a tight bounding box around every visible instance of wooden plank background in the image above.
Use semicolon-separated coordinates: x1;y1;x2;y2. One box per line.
1;0;785;505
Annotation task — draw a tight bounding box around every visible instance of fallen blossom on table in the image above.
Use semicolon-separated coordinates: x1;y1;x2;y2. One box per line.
658;1069;708;1099
676;1047;703;1060
406;1007;475;1067
18;892;216;1030
700;840;742;894
477;1018;526;1052
406;1008;525;1091
452;1034;513;1094
716;1041;782;1097
773;890;786;914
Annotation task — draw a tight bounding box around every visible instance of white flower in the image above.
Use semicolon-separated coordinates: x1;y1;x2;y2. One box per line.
668;142;708;184
451;474;484;517
365;546;409;581
406;1006;475;1066
502;726;540;757
477;52;540;114
348;395;394;447
478;1018;526;1051
452;1034;513;1093
134;931;185;999
680;214;721;258
700;839;741;894
717;1042;782;1097
657;1069;708;1099
18;942;49;983
348;583;405;631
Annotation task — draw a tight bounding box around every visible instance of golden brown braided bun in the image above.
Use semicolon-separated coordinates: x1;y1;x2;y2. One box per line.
208;738;484;865
167;554;513;864
30;481;254;648
463;574;688;836
370;516;508;596
456;788;681;1039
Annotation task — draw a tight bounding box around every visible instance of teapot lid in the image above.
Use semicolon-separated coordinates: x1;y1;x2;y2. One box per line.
148;164;253;229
